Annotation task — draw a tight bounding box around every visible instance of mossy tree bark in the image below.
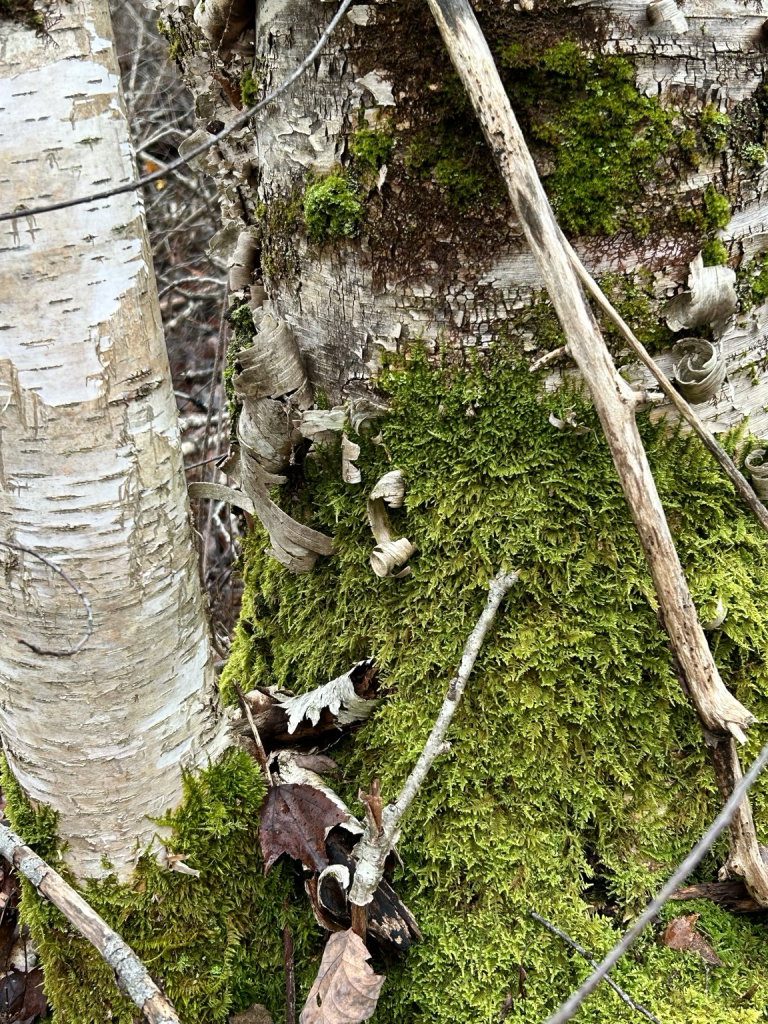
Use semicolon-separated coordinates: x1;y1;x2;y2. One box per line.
0;0;227;880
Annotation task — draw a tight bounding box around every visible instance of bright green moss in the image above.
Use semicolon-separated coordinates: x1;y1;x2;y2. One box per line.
222;348;768;1023
303;173;362;245
350;122;394;175
225;303;255;432
702;238;729;267
499;40;675;235
737;251;768;311
700;104;731;153
2;752;318;1024
704;184;732;231
240;65;259;109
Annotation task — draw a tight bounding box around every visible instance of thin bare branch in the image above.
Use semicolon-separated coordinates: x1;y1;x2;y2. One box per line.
348;570;518;909
0;540;93;656
530;913;660;1024
234;681;273;785
0;822;182;1024
0;0;356;223
545;736;768;1024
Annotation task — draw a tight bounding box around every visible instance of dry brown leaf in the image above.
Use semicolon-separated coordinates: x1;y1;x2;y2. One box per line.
260;783;349;874
299;929;384;1024
660;914;723;966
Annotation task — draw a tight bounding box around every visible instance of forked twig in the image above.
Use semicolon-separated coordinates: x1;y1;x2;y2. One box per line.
0;540;93;656
530;912;661;1024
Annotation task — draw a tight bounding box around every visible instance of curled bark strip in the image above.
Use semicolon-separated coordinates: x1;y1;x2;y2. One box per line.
0;823;182;1024
366;471;415;578
665;254;738;334
0;540;93;657
228;229;258;292
341;435;361;484
646;0;688;33
187;481;255;515
193;0;253;53
745;446;768;498
227;315;333;572
672;338;726;404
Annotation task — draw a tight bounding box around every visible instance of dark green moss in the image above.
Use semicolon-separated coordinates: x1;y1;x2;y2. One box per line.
498;40;675;235
222;348;768;1023
700;104;731;154
737;251;768;311
303;173;363;245
2;752;318;1024
224;303;256;435
598;272;674;355
0;0;46;31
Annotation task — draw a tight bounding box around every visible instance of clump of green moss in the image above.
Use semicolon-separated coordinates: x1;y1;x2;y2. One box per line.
222;347;768;1023
498;39;675;235
702;238;729;267
597;272;674;355
350;122;394;175
303;173;363;245
703;184;731;230
156;17;186;62
737;250;768;311
240;65;259;109
1;752;318;1024
700;104;731;154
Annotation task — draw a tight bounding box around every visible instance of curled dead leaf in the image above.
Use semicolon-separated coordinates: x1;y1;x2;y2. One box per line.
299;929;384;1024
660;914;723;967
260;783;349;874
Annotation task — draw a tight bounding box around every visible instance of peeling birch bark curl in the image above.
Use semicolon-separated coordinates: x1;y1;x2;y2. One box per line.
0;824;182;1024
348;571;518;910
366;471;416;578
424;0;768;902
671;339;726;404
745;447;768;499
228;229;259;292
219;314;334;572
664;254;738;334
646;0;688;34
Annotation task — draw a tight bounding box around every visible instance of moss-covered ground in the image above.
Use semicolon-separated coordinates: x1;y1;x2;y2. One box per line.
222;348;768;1023
9;352;768;1022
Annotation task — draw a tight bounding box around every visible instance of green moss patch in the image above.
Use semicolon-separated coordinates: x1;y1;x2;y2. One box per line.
303;173;363;245
2;753;318;1024
223;348;768;1023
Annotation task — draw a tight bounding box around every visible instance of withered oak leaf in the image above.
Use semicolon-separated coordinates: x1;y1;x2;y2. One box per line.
299;929;384;1024
660;914;723;967
260;783;348;874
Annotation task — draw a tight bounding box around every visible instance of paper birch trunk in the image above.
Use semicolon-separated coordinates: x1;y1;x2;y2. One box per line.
0;0;227;880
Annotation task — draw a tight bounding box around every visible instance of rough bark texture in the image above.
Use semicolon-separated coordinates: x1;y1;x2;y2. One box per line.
0;0;227;879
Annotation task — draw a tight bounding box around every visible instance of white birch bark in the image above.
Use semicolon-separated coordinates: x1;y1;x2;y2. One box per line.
0;0;228;879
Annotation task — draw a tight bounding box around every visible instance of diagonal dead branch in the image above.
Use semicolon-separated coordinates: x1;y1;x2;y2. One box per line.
0;823;182;1024
347;570;517;912
423;0;768;905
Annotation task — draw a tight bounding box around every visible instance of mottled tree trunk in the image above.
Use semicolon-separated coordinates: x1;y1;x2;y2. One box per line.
0;0;227;879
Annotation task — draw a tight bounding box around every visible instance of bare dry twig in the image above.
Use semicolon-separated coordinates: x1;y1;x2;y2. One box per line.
0;822;182;1023
347;570;518;913
530;912;660;1024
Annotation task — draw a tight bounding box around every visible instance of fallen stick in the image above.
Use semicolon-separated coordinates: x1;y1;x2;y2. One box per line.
0;824;182;1024
348;570;518;914
424;0;768;905
529;912;660;1024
